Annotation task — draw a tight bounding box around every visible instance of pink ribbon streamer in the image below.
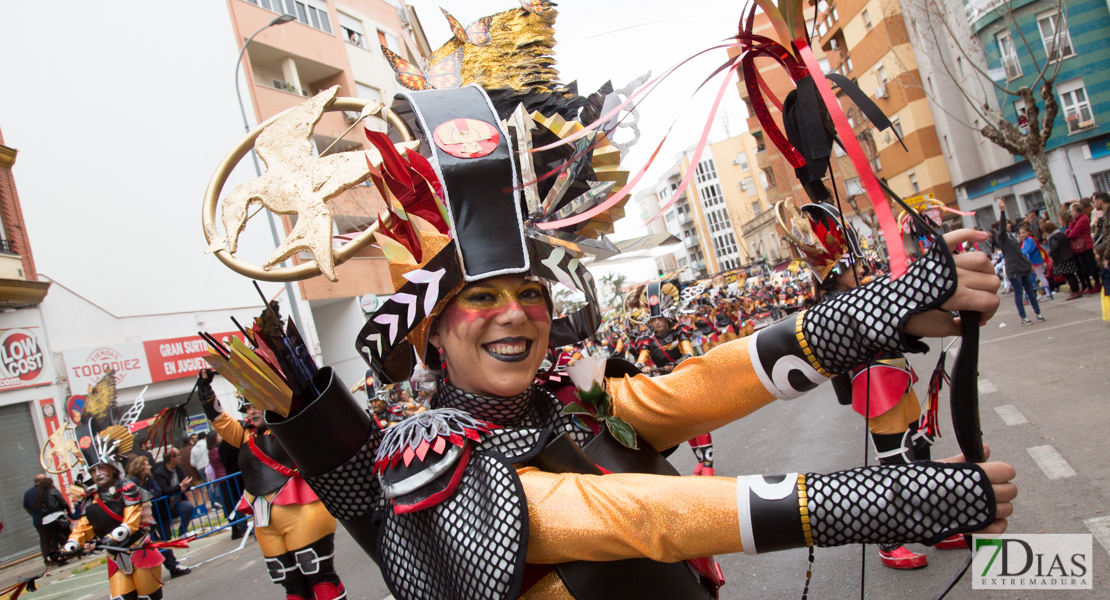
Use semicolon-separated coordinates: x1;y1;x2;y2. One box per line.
795;41;909;278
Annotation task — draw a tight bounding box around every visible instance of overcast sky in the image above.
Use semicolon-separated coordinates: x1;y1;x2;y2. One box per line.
0;0;748;316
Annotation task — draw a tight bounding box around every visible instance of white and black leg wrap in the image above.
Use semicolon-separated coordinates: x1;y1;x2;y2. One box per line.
735;473;809;554
871;430;915;465
266;554;296;583
802;242;958;374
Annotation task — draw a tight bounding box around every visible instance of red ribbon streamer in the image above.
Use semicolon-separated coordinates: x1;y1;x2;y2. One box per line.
794;41;909;277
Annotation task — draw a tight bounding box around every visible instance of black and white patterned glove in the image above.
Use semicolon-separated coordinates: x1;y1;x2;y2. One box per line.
803;241;957;374
808;462;994;547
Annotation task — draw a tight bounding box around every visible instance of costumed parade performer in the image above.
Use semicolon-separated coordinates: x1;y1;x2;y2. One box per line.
777;200;967;570
631;281;715;476
62;422;172;600
196;3;1016;598
196;368;346;600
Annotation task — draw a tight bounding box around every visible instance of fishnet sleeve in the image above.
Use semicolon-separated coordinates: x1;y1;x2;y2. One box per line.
802;241;958;374
806;462;995;548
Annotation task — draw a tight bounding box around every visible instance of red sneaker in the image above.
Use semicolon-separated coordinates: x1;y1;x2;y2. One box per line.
312;582;346;600
692;463;704;476
878;546;928;569
934;534;969;550
700;466;715;476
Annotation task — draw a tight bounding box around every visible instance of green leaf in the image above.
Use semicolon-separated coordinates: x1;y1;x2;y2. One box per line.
561;403;594;416
605;417;639;450
576;381;607;404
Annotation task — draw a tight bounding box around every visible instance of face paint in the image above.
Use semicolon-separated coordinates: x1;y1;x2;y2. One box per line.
442;279;549;341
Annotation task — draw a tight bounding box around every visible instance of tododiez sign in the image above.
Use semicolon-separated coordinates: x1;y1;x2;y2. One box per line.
64;342;152;393
0;327;50;391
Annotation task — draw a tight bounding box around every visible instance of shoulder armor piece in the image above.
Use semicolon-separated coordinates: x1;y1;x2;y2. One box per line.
118;481;144;506
376;408;494;514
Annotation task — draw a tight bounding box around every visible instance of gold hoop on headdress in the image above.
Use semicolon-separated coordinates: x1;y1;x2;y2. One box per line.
202;98;415;282
774;200;823;255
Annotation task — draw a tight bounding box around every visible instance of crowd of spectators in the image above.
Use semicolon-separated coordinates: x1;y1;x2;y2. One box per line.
987;192;1108;324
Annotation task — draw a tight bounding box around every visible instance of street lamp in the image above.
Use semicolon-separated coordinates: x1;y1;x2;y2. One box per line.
233;14;305;332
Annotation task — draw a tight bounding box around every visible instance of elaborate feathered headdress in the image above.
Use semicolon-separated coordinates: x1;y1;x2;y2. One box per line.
774;200;864;286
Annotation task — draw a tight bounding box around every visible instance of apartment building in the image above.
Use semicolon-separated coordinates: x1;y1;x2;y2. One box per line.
228;0;430;386
707;132;765;266
814;0;957;218
913;0;1110;226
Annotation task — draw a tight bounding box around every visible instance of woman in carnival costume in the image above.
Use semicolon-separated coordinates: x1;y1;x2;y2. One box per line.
200;4;1014;599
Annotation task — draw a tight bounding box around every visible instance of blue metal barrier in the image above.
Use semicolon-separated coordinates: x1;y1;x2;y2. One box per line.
150;472;250;541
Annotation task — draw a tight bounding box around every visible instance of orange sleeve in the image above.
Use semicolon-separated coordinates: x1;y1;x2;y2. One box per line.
607;337;777;450
519;466;742;563
68;516;95;545
123;504;143;534
211;412;246;448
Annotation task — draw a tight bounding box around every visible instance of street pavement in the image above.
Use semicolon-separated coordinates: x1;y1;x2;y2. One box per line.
4;291;1107;599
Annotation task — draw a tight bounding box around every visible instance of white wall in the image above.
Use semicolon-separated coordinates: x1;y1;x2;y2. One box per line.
309;297;370;401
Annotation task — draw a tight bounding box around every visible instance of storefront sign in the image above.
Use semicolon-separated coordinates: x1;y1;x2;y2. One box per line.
143;331;243;383
0;327;51;391
63;342;152;393
963;162;1035;199
187;414;209;435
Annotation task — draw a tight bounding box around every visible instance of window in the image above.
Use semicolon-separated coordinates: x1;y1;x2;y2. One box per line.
1022;190;1045;213
695;160;718;183
818;58;831;74
891;116;903;138
1092;169;1110;193
862;9;872;31
845;56;854;72
701;183;724;208
339;12;365;48
271;0;333;34
741;176;754;191
753;132;766;152
1059;81;1095;133
876;63;888;84
944;134;953;157
996;31;1021;79
845;177;864;196
752;201;762;216
909;172;920;193
761;167;776;189
737;152;749;171
1037;10;1074;62
1014;98;1029;134
666;211;676;222
378;29;401;53
356;83;383;104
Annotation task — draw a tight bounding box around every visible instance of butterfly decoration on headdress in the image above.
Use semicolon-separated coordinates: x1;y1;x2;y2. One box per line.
382;47;463;91
441;8;493;46
519;0;556;16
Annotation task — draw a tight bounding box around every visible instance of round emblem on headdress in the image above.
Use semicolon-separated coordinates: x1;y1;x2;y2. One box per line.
78;435;92;449
433;118;500;158
648;295;659;306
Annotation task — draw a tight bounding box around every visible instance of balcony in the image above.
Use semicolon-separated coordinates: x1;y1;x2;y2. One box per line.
741;209;777;236
677;210;694;225
684;236;699;249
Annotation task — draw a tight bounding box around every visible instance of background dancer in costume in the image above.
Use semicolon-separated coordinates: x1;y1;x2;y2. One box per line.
197;370;345;600
779;200;967;570
633;281;714;476
63;433;167;600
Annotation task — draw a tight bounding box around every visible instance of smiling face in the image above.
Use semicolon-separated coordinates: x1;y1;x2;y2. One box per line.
429;276;551;397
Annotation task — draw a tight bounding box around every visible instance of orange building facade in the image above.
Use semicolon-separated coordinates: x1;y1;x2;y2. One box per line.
226;0;431;386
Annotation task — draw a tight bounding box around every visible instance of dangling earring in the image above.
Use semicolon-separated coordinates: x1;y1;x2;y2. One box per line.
438;345;449;384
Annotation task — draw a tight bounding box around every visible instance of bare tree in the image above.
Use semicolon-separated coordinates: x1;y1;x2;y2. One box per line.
898;0;1067;218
